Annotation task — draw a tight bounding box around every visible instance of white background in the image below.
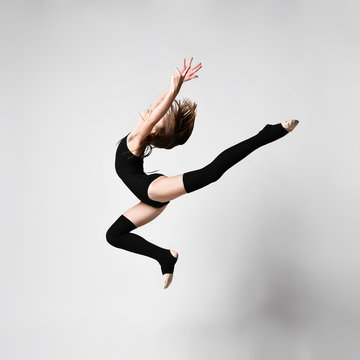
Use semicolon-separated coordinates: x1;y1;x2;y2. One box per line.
1;0;360;359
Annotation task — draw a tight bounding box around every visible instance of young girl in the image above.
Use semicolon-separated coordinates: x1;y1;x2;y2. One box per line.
106;57;299;289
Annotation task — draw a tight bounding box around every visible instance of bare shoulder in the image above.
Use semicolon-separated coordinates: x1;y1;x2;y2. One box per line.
126;127;142;157
127;114;153;157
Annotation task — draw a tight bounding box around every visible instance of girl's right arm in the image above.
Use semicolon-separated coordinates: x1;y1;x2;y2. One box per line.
132;58;201;143
148;57;200;114
129;72;186;145
145;65;190;125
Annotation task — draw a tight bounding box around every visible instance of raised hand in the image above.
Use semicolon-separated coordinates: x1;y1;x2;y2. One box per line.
170;57;202;93
180;57;202;81
170;65;190;93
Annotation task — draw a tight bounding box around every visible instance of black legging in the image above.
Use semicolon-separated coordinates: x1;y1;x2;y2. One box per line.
106;123;288;274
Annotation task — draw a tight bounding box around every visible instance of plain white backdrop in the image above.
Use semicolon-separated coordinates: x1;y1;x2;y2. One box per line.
1;0;360;359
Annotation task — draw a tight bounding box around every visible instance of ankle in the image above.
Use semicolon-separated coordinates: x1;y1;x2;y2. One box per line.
159;249;178;275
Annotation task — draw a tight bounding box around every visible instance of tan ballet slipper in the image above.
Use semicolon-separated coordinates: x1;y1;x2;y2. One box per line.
163;250;178;289
281;119;299;132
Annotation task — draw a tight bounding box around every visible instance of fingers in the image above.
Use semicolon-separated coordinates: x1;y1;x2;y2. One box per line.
193;62;202;71
183;57;193;67
189;63;202;76
183;64;191;76
186;63;202;79
176;65;189;78
177;58;202;81
187;74;198;81
183;57;196;69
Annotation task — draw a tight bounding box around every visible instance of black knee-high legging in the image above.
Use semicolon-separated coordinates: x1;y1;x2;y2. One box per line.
106;214;178;274
106;123;288;274
182;123;288;192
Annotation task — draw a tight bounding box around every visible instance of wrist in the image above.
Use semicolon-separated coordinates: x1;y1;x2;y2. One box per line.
169;87;179;98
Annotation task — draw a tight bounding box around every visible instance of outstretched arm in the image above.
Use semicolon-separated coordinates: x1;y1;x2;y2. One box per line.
148;58;202;113
146;75;183;125
133;58;202;144
145;57;202;125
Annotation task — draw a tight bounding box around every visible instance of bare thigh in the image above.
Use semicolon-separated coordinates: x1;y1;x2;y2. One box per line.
147;174;187;203
123;201;168;228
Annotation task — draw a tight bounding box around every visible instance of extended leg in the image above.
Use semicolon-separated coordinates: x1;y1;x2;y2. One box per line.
148;122;291;201
183;123;289;193
106;201;178;288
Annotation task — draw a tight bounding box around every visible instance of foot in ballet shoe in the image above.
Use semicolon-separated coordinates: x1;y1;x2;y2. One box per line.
163;273;174;289
163;250;178;289
281;119;299;132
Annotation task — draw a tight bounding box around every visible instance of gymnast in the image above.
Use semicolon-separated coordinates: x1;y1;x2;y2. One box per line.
106;57;299;288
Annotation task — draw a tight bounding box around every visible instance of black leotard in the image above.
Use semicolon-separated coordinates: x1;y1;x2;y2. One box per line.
115;133;170;208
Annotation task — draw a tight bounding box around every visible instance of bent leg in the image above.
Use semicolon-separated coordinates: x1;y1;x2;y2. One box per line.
123;201;168;227
106;201;177;275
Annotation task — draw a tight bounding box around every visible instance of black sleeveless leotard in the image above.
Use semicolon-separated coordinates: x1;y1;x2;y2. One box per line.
115;133;170;208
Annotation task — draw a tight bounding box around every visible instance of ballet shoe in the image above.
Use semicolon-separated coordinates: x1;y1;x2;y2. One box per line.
163;273;174;289
281;119;299;132
163;250;178;289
